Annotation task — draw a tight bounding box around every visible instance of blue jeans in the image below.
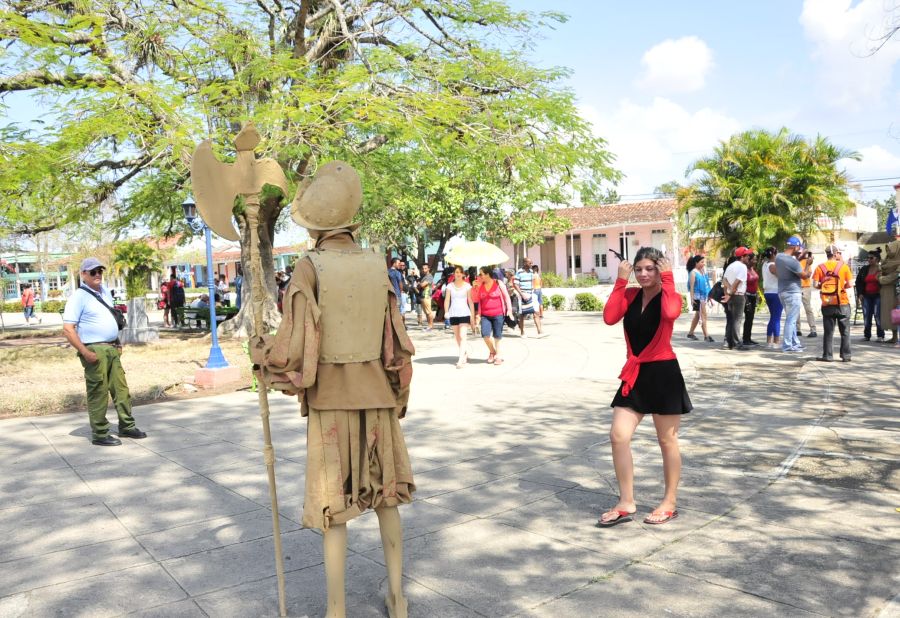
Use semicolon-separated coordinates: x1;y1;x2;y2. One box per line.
862;294;884;339
480;314;505;339
764;293;783;338
780;290;802;350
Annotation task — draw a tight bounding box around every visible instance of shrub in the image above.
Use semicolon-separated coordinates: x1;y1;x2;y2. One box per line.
681;294;690;314
42;300;66;313
574;292;603;311
548;294;566;310
541;272;564;287
540;272;599;288
3;301;23;312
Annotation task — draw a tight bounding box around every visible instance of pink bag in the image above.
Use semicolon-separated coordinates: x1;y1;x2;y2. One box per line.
892;307;900;326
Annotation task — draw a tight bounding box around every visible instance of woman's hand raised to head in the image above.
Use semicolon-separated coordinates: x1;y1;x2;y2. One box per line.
656;257;672;273
617;260;633;280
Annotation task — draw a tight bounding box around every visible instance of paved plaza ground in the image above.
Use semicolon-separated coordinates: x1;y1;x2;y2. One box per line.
1;310;898;617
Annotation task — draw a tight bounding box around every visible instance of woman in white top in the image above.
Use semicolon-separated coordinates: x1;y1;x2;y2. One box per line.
760;246;783;349
443;265;475;368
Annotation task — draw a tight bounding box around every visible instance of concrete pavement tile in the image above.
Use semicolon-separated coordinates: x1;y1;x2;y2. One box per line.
0;465;92;509
363;518;628;616
410;461;501;499
0;498;130;561
727;478;900;548
516;563;817;617
492;487;712;560
122;424;221;453
158;441;272;475
4;446;70;472
205;460;305;519
514;454;610;492
49;437;156;468
100;474;262;534
346;500;477;553
805;425;900;462
0;537;154;597
74;451;196;482
644;516;900;616
136;508;301;561
162;528;324;596
786;452;900;492
0;564;186;618
195;554;479;618
425;476;564;518
126;599;208;617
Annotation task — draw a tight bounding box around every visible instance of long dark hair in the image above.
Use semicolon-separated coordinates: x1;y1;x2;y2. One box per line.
762;246;777;261
686;254;703;273
633;246;664;265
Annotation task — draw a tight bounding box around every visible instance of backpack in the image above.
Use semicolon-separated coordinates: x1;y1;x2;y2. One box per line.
817;262;843;307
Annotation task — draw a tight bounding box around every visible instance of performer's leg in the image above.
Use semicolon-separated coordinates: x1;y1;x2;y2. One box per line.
323;523;347;618
376;506;407;618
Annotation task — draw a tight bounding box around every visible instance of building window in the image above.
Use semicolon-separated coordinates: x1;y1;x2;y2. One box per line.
618;231;635;261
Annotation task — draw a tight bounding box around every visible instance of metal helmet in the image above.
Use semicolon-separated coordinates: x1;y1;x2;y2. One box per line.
291;161;362;231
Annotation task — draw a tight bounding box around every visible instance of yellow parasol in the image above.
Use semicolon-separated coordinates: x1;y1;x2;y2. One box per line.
444;241;509;268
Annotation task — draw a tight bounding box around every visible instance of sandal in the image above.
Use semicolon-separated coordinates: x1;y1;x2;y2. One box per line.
643;510;678;525
487;354;495;364
493;357;504;365
596;509;635;527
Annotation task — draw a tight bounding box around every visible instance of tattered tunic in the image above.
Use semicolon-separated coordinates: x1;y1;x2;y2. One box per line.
257;237;415;530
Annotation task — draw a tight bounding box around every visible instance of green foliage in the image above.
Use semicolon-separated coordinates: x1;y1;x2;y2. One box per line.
41;300;66;313
678;128;859;254
680;294;689;314
3;301;24;313
654;181;682;198
540;272;597;288
548;294;566;310
867;194;896;232
112;240;161;299
574;292;603;311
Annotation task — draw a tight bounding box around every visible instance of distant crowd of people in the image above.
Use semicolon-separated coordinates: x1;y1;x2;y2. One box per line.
683;235;900;360
387;256;545;367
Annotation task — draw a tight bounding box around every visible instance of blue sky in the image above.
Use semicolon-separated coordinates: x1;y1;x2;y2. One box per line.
509;0;900;202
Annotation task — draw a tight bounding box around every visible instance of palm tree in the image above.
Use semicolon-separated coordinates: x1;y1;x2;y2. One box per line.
112;240;161;301
678;128;859;254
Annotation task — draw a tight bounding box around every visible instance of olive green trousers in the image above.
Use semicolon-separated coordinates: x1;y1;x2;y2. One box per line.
79;344;136;440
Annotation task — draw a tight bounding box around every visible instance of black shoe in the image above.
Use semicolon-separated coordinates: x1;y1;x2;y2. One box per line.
815;357;832;362
92;435;122;446
797;331;803;336
686;333;698;340
118;426;147;439
734;344;749;351
841;357;851;363
807;332;817;338
744;340;760;346
704;336;715;342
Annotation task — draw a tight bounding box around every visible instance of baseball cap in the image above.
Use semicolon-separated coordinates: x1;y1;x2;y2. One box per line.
80;257;105;272
786;236;804;247
734;247;752;257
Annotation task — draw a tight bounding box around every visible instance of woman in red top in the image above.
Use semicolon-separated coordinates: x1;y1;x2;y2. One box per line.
741;252;760;345
21;283;39;325
598;247;691;527
474;266;514;365
856;250;885;341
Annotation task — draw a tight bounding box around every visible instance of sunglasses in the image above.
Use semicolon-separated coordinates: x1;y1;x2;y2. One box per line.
87;267;105;276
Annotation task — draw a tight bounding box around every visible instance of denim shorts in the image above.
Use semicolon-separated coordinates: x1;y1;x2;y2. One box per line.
23;306;34;318
480;314;504;338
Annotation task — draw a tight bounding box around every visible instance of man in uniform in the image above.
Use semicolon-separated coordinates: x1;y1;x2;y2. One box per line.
62;258;147;446
254;162;415;618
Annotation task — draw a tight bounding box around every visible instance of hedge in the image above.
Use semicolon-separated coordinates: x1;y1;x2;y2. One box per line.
574;293;603;311
548;294;566;310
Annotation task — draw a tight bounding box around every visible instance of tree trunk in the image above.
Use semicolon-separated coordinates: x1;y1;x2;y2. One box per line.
220;197;283;339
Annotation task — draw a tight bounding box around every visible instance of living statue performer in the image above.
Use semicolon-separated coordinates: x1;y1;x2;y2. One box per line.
190;122;291;615
253;161;416;618
880;239;900;343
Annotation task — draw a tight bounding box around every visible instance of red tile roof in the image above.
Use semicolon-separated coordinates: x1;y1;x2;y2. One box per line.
552;199;678;230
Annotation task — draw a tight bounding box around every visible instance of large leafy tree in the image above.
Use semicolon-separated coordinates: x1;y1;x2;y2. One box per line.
1;0;617;335
677;128;860;254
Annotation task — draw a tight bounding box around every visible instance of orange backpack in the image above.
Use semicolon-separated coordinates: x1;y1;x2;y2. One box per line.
817;262;843;307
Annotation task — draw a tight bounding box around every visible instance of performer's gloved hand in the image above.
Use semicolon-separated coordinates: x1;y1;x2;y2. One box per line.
248;335;271;365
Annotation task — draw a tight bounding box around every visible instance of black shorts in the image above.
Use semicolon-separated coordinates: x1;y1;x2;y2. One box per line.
449;316;471;326
692;299;701;312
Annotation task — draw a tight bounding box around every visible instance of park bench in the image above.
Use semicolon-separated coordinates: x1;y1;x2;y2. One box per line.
182;306;238;329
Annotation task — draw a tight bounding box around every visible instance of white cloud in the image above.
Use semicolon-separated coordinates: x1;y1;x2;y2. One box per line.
635;36;714;94
581;98;741;199
842;145;900;201
800;0;900;109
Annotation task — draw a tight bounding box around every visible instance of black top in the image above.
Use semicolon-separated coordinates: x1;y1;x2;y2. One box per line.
623;289;661;355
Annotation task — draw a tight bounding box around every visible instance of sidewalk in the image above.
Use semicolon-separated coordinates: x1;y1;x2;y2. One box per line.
1;311;898;617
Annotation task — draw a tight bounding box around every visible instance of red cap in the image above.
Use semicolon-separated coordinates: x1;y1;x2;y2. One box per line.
734;247;752;257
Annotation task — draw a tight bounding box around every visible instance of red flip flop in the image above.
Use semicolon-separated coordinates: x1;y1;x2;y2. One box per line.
596;509;635;527
643;510;678;525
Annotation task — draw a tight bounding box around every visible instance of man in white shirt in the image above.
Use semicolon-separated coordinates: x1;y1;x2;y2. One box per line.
722;247;752;350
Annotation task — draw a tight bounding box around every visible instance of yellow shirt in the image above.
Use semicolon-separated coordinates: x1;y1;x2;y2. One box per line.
799;259;811;288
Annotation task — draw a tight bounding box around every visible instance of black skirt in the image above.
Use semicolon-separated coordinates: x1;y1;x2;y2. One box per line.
610;359;692;415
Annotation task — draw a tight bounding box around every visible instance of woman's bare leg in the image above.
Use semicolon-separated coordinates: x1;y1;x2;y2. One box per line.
600;406;643;522
649;413;682;521
688;309;700;336
699;303;709;338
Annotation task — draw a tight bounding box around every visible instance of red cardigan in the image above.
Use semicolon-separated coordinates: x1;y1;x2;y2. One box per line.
603;271;682;396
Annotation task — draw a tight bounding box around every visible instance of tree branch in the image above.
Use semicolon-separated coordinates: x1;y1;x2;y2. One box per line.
353;134;388;155
0;69;112;92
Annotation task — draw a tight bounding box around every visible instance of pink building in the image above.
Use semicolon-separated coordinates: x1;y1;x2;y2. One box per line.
499;199;681;282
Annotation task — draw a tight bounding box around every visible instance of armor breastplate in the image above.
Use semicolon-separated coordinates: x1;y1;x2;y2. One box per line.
306;249;389;364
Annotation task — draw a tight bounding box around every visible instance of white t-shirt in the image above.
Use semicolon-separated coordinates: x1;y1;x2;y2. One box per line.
446;282;472;318
62;285;120;344
723;260;748;295
761;260;779;293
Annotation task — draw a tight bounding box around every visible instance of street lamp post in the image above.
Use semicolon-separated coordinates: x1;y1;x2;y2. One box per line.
182;195;229;369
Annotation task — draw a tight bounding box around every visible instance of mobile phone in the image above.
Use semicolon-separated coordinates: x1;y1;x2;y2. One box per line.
608;248;625;261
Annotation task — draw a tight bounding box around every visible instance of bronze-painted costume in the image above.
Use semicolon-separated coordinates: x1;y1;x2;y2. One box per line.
258;232;415;530
879;240;900;333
